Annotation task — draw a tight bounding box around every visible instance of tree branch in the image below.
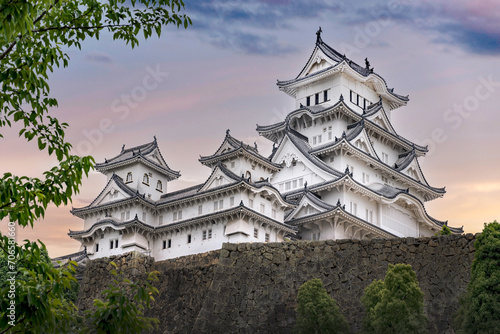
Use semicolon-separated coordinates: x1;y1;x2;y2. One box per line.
0;0;60;61
32;22;148;33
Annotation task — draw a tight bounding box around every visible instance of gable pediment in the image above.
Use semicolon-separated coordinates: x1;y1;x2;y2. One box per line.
298;47;337;79
350;128;379;159
364;108;397;135
400;158;428;186
216;140;237;156
199;165;238;192
90;178;133;208
285;194;332;222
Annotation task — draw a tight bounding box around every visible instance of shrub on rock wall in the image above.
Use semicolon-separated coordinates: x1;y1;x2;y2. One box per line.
454;221;500;334
294;278;350;334
361;263;427;334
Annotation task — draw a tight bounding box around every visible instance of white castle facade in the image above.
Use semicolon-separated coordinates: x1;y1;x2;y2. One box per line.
69;30;462;261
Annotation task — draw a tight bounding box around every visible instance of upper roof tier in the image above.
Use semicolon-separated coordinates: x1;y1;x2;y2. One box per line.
276;28;409;110
95;137;181;181
257;97;428;155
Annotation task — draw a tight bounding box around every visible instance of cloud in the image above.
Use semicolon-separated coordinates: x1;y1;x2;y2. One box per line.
347;1;500;55
185;0;342;55
84;52;114;64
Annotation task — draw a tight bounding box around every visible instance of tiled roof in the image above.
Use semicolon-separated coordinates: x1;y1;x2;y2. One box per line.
282;171;460;233
69;204;296;238
284;127;344;178
199;130;281;169
257;99;428;153
285;199;398;238
277;33;409;103
95;137;180;179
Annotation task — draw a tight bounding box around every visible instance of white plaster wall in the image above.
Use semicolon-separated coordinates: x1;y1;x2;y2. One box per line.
295;75;341;109
381;204;419;237
105;164;169;201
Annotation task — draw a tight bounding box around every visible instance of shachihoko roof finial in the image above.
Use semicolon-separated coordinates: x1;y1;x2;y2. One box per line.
316;26;322;43
365;58;370;70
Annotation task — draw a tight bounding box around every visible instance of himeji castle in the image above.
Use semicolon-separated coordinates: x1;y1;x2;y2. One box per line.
69;29;462;260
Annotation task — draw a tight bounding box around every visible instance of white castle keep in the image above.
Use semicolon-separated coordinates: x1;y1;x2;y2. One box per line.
69;30;462;261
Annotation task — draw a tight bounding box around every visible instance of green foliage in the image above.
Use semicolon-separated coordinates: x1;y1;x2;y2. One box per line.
0;0;191;228
454;221;500;334
362;263;427;334
435;225;452;236
294;278;350;334
1;1;191;332
85;262;160;333
0;236;160;333
0;235;80;333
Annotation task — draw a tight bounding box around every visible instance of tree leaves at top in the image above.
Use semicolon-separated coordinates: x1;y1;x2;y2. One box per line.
0;0;191;227
294;278;350;334
435;225;452;236
361;263;427;334
454;221;500;334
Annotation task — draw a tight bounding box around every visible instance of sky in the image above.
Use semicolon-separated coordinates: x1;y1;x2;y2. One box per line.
1;0;500;257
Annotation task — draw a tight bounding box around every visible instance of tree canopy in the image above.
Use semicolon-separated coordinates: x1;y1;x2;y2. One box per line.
361;263;427;334
0;0;191;228
294;278;350;334
0;0;190;332
455;221;500;334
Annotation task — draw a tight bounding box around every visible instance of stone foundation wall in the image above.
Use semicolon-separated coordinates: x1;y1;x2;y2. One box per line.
78;234;476;333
